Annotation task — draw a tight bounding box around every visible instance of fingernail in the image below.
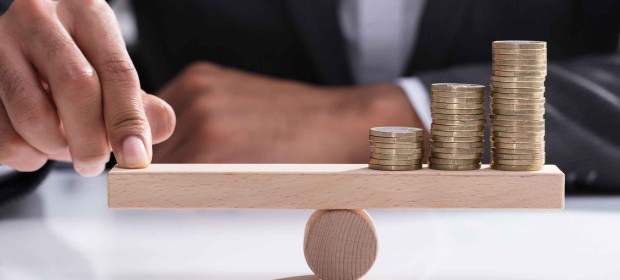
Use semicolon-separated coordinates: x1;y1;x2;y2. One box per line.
76;162;105;177
121;136;148;168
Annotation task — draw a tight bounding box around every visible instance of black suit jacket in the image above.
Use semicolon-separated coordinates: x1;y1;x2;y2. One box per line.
130;0;620;192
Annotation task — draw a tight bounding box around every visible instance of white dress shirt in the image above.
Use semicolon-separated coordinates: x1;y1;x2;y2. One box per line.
339;0;430;129
112;0;431;129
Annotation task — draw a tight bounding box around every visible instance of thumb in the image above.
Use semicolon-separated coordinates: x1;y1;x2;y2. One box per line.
142;92;176;145
105;88;152;169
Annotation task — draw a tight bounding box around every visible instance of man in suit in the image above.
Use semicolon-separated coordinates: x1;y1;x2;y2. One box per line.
0;0;619;193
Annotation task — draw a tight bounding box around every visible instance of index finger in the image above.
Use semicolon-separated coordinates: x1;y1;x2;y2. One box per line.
64;0;152;168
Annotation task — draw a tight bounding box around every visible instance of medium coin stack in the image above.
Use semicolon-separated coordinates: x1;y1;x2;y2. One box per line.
368;127;424;171
429;83;485;171
490;41;546;171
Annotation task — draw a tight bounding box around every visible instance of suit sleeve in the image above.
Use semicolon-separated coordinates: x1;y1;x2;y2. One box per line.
416;53;620;192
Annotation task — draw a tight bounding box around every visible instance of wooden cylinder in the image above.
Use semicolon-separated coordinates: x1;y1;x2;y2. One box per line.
303;209;378;280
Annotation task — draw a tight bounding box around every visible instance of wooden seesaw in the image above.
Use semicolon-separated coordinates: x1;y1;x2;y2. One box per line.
108;164;564;280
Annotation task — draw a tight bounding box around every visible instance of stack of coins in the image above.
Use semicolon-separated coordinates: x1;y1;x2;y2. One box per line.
429;83;485;171
490;41;546;171
368;127;424;171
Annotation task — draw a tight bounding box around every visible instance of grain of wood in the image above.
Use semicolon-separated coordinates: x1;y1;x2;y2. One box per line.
108;164;564;209
304;210;377;280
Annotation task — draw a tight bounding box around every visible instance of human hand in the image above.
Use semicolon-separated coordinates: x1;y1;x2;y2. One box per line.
153;62;422;163
0;0;175;176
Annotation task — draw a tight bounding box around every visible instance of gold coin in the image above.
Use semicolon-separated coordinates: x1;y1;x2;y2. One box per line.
432;118;486;126
431;108;485;115
492;148;545;155
370;153;424;160
430;158;481;165
431;124;485;131
491;125;544;133
493;48;547;55
432;113;485;121
491;86;545;93
490;163;543;171
431;152;483;159
491;76;545;82
492;54;547;60
491;97;545;104
431;141;483;148
370;142;425;149
429;163;481;171
370;147;425;154
493;153;545;160
432;91;485;98
368;163;422;171
492;41;547;49
369;158;422;166
492;147;545;155
490;119;545;126
493;65;547;71
490;114;544;121
431;102;485;110
493;59;547;66
492;131;545;137
490;81;545;89
431;96;484;104
493;142;544;150
370;127;424;137
432;130;485;137
431;135;484;142
492;158;545;166
491;92;545;100
369;135;424;143
491;136;545;143
492;70;547;77
492;103;545;110
491;108;545;115
431;83;485;92
431;146;485;154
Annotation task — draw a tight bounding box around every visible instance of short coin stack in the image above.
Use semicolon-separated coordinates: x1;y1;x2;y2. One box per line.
429;83;485;171
368;127;424;171
490;41;546;171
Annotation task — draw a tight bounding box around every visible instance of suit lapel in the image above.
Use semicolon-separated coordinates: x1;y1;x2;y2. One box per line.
405;0;471;75
285;0;353;85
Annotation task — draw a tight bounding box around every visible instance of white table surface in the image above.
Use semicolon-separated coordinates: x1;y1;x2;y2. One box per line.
1;168;620;280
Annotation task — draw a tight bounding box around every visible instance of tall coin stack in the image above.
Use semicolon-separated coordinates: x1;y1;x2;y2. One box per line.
429;83;486;171
490;41;546;171
368;127;424;171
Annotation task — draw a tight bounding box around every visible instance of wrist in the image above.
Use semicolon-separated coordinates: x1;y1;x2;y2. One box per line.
325;83;425;163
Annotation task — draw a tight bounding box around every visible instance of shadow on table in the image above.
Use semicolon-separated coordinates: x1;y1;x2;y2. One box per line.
0;193;94;279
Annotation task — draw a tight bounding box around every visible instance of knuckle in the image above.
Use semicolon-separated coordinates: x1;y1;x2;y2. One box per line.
184;75;210;93
11;0;48;22
61;0;109;16
10;95;46;127
197;117;229;142
79;0;106;8
58;63;98;91
188;94;212;114
108;110;148;137
99;55;138;84
0;68;26;106
183;62;223;79
185;62;215;75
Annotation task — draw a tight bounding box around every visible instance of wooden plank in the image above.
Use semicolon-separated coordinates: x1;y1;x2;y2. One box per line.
108;164;564;209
